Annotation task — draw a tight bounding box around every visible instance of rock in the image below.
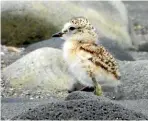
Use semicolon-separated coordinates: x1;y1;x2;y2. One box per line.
1;1;136;49
25;38;64;52
1;92;148;120
123;1;148;50
1;97;58;120
65;91;110;101
66;91;98;100
129;51;148;60
12;94;148;120
1;45;26;69
1;51;25;68
113;60;148;100
66;92;148;117
116;99;148;117
124;1;148;26
138;43;148;52
2;47;72;98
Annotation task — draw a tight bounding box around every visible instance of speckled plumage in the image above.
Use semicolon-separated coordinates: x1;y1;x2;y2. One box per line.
69;17;94;30
80;43;120;80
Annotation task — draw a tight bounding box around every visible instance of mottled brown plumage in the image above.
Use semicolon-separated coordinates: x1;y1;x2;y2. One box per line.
79;43;120;79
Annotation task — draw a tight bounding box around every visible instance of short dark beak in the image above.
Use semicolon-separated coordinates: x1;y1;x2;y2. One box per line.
52;32;63;37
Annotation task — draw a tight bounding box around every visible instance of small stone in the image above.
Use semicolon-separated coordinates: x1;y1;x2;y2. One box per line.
30;97;34;100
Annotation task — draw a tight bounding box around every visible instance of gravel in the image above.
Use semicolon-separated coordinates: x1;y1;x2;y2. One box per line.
11;92;148;120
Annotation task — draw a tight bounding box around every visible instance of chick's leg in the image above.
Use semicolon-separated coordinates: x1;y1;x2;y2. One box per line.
84;64;103;96
81;61;103;96
92;77;103;96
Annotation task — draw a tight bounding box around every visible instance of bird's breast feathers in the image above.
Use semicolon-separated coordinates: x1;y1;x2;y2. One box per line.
62;41;78;64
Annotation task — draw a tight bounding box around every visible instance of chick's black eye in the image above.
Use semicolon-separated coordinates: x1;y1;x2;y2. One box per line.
69;27;76;31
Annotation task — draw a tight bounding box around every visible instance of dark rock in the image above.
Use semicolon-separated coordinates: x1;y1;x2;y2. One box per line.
138;43;148;52
129;51;148;60
65;91;102;100
2;92;148;120
25;38;64;52
66;92;148;117
124;1;148;26
116;60;148;100
1;97;58;119
13;95;148;120
1;52;25;68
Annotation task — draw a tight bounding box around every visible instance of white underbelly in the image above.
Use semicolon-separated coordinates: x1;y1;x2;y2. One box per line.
69;59;94;87
69;59;120;87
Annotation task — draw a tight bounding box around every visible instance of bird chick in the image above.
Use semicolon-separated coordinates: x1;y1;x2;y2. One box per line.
52;17;121;96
